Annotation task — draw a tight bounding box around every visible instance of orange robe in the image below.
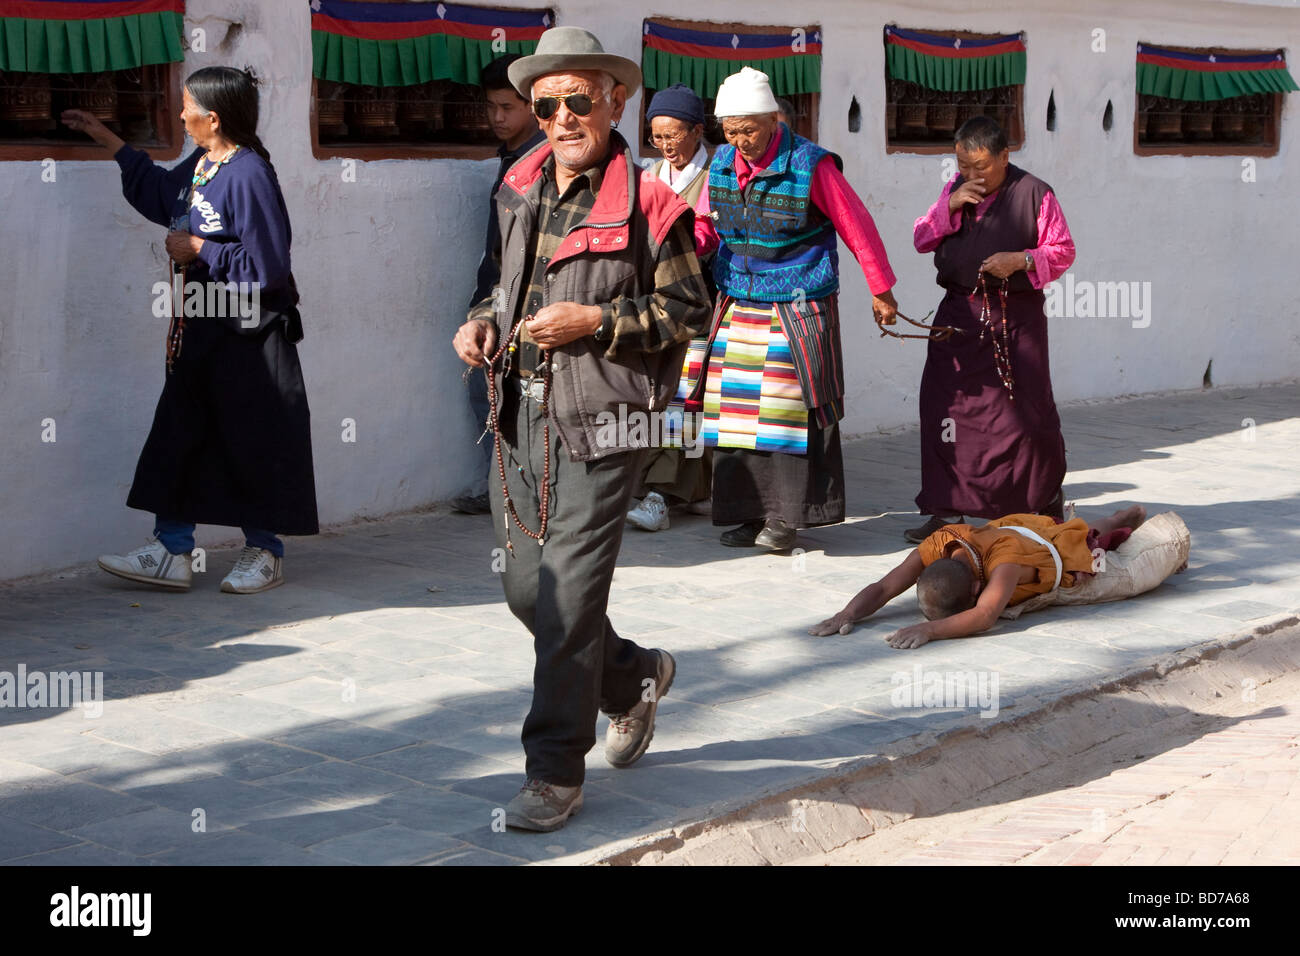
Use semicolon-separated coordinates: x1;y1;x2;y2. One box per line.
918;514;1095;606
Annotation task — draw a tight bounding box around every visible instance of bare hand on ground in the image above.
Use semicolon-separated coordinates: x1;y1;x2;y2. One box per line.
886;624;932;649
809;613;855;637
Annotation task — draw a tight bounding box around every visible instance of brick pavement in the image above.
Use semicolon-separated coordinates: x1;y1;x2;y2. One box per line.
895;707;1300;866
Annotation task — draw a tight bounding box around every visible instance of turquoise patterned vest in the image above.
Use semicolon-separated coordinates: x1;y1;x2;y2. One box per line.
708;123;842;302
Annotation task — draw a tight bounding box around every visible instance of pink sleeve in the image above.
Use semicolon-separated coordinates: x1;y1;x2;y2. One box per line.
913;178;961;254
1026;191;1076;288
693;187;719;258
809;155;896;295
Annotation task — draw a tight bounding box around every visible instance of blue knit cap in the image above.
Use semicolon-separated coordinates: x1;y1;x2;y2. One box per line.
646;84;705;126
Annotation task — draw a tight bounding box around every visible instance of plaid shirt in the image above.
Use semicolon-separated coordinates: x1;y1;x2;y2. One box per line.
468;152;709;374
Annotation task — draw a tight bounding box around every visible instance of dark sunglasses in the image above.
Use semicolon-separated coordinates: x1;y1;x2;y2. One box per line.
532;92;604;120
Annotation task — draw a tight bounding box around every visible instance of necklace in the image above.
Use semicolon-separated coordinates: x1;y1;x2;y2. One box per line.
971;272;1015;400
191;144;240;188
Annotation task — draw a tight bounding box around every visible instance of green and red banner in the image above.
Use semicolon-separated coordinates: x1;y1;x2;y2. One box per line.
311;0;550;88
642;20;822;99
885;26;1026;92
0;0;185;72
1136;43;1297;101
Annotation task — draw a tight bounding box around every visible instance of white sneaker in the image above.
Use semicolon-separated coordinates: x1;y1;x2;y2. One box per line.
220;547;283;594
627;491;670;532
98;539;192;590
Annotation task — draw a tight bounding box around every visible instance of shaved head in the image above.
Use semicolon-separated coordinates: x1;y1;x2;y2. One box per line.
917;558;977;621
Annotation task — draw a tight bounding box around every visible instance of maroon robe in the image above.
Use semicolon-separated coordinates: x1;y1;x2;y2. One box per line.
916;165;1067;519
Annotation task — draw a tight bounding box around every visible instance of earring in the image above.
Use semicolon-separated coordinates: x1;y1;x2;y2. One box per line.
611;120;619;129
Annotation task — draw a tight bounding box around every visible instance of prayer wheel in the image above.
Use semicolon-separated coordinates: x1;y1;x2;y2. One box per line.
1148;98;1181;139
117;69;155;142
899;101;928;136
0;72;55;132
397;82;444;137
347;85;399;137
955;100;982;129
927;102;957;135
1182;105;1213;139
315;80;347;138
63;73;119;124
447;94;491;136
1213;106;1245;140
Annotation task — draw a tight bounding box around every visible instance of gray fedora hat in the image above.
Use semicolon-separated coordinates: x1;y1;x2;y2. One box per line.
508;27;641;99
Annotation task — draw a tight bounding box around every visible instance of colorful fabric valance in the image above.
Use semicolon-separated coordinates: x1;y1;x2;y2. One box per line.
641;20;822;99
0;0;185;73
885;26;1025;92
1136;44;1298;101
311;0;550;88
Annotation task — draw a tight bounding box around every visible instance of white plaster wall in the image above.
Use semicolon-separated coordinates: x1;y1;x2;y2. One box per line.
1;0;1296;582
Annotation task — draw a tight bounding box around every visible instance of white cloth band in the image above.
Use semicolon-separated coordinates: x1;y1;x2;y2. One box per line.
998;525;1064;591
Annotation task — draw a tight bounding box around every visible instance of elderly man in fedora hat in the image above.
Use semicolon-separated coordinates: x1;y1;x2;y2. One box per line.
453;26;711;831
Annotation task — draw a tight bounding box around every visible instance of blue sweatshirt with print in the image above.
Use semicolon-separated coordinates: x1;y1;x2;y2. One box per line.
115;144;298;317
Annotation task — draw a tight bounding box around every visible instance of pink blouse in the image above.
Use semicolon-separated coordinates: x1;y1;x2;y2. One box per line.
912;176;1075;288
694;133;897;296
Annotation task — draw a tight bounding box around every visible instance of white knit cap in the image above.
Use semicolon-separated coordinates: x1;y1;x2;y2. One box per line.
713;66;779;118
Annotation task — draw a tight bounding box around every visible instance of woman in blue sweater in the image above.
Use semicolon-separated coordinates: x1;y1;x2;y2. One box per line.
63;67;318;594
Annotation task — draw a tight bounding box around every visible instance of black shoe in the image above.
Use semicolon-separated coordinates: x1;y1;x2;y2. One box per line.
720;521;764;547
904;514;963;544
754;519;797;552
451;493;492;515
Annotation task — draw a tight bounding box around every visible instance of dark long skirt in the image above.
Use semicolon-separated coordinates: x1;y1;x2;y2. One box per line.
712;418;844;528
916;286;1066;519
126;313;319;534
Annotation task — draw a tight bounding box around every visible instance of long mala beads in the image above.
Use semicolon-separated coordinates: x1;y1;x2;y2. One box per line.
972;272;1015;400
485;315;552;555
165;265;185;373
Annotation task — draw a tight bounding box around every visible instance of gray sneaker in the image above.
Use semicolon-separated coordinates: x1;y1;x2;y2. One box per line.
97;538;192;590
605;649;676;769
504;778;584;832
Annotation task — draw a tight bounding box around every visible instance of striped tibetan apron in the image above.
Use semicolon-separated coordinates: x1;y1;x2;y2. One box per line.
700;300;809;454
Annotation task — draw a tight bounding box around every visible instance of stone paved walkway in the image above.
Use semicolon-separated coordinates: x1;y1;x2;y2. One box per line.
1;385;1297;865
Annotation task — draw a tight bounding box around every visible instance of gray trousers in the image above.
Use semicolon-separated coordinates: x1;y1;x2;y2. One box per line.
489;380;657;786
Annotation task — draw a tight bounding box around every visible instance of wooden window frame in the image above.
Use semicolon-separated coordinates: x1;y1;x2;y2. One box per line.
309;0;551;160
883;27;1025;156
0;62;184;162
1133;44;1283;158
638;16;822;155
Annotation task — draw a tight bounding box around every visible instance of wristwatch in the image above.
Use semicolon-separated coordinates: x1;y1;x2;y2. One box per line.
1024;251;1035;272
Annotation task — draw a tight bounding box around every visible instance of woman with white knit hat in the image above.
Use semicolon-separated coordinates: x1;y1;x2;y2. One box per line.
689;67;899;552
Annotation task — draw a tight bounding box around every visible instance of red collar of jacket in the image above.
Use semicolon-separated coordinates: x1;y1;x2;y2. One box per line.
499;129;690;268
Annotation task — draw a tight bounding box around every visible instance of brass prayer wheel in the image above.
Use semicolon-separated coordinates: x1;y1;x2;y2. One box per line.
347;85;399;136
315;80;348;137
63;73;119;123
0;72;55;132
446;91;490;134
397;82;444;136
